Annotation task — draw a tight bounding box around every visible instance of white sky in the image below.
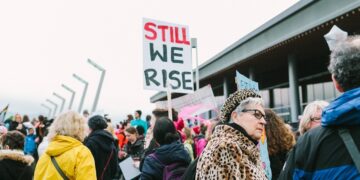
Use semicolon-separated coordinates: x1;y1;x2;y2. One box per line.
0;0;298;122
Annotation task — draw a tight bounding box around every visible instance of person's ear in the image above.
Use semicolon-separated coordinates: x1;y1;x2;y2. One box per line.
231;111;238;122
332;74;344;93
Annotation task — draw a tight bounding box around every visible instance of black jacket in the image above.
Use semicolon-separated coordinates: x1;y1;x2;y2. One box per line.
9;121;27;135
124;136;145;159
269;151;288;180
84;130;119;180
0;150;34;180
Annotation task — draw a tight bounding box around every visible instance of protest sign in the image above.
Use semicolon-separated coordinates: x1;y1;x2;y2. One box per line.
119;157;141;180
155;84;216;114
259;130;272;179
236;71;259;91
143;18;193;93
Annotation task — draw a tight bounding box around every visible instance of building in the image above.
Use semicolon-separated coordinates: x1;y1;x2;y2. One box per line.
150;0;360;123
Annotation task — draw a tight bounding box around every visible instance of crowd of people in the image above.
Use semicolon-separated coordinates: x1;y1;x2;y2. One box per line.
0;35;359;180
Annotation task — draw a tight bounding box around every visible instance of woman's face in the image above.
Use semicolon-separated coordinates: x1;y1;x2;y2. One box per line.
15;114;22;123
125;131;137;143
232;104;266;141
308;108;322;130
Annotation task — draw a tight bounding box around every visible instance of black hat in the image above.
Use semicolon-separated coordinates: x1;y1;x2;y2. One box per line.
88;115;108;131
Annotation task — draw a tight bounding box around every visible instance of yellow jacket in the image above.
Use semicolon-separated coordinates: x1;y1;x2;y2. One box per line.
34;135;96;180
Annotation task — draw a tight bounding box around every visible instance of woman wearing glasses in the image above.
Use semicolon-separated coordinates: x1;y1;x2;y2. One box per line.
299;100;329;136
196;89;267;179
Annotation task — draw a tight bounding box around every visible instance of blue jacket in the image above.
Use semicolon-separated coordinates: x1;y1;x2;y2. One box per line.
24;134;36;155
141;141;191;180
279;87;360;180
130;119;148;135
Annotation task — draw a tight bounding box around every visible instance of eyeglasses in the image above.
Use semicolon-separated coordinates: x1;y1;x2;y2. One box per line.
310;116;321;122
241;109;266;120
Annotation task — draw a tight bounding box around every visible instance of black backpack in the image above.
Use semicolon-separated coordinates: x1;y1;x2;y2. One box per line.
181;157;198;180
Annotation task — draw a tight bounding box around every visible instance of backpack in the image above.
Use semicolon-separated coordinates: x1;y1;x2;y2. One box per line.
149;153;188;180
181;157;199;180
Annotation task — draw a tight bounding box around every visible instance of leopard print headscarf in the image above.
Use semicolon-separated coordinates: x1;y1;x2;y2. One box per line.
220;89;261;123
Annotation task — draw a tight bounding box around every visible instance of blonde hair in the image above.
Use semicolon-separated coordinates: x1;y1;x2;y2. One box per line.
48;111;87;142
105;122;117;139
183;127;193;144
299;100;329;135
14;113;22;122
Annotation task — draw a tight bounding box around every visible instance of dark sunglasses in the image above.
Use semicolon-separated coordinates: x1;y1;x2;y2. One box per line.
242;109;267;121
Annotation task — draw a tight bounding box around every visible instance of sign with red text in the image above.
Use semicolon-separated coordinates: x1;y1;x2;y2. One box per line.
143;18;193;93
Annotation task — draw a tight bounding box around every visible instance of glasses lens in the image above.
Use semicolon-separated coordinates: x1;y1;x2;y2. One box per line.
242;109;265;120
254;111;263;120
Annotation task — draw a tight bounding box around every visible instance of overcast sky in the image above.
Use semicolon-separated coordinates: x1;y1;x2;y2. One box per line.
0;0;298;122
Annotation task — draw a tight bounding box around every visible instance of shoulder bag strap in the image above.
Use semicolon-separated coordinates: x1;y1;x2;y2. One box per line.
51;156;69;180
100;149;114;180
338;128;360;172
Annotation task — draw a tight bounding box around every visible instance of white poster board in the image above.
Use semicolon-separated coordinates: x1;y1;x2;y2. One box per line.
143;18;193;93
155;84;216;115
119;157;141;180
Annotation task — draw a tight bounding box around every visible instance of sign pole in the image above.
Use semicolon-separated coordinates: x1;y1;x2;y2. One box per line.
191;38;199;90
167;83;173;120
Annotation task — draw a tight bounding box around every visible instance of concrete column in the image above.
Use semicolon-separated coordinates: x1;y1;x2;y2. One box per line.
269;89;274;108
223;76;229;98
249;68;255;80
288;54;301;122
301;85;308;112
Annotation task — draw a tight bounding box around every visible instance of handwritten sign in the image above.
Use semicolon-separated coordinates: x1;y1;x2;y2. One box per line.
143;18;193;93
236;71;259;91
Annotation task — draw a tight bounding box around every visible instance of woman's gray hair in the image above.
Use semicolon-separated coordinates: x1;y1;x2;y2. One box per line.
328;35;360;91
299;100;329;135
234;97;264;114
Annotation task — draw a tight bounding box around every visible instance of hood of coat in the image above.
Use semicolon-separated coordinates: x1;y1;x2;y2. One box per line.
155;141;191;165
84;129;115;151
0;149;34;165
46;135;83;156
322;87;360;127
